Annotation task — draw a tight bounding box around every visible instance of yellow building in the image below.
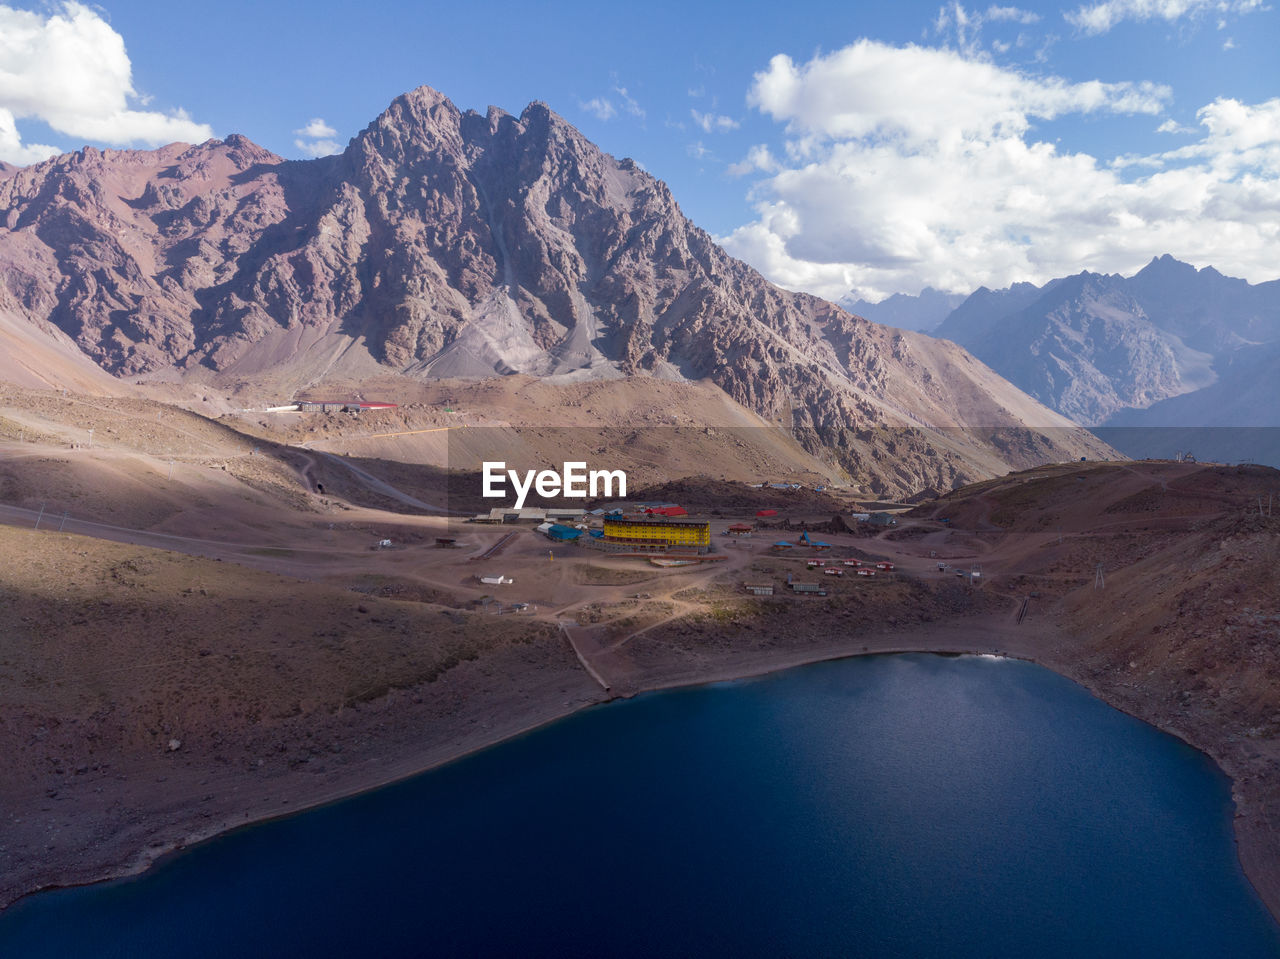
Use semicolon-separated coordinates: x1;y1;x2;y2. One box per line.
601;515;712;553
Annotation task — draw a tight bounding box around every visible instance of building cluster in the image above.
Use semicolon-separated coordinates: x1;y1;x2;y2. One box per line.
468;490;909;562
471;501;713;554
285;400;399;414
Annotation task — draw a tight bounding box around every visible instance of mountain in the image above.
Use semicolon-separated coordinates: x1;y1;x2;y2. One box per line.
934;280;1060;345
934;256;1280;432
838;287;967;333
0;85;1108;495
1092;340;1280;466
1124;255;1280;352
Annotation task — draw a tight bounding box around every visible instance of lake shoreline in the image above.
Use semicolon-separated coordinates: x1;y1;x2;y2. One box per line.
5;603;1278;931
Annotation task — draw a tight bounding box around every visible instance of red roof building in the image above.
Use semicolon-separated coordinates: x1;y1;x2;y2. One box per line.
641;506;688;517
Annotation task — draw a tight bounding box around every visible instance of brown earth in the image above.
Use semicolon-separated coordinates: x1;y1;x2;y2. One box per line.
0;387;1277;926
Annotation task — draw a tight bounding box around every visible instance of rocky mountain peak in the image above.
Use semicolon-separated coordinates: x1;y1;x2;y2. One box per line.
1135;253;1198;282
482;104;512;131
355;85;468;163
389;83;459;117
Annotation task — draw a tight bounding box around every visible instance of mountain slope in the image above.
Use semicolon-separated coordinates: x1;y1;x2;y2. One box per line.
0;86;1109;495
0;308;125;393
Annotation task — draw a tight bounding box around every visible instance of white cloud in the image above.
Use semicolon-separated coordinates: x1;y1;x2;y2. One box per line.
579;97;617;121
721;41;1280;301
0;2;213;165
727;144;781;177
933;3;1041;55
748;42;1168;146
0;108;60;164
985;5;1040;23
295;118;337;140
1064;0;1263;35
293;117;342;158
1222;37;1236;50
1161;97;1280;163
691;109;739;133
614;86;645;120
581;85;645;122
294;138;341;158
933;2;983;55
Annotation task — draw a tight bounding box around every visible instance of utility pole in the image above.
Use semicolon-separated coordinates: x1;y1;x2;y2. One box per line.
1094;563;1105;590
58;512;68;532
34;501;45;530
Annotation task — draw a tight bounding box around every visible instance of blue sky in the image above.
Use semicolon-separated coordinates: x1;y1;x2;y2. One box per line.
0;0;1276;300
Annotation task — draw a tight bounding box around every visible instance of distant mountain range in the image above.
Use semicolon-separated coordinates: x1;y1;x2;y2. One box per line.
0;85;1107;496
926;255;1280;427
901;255;1280;464
838;288;966;333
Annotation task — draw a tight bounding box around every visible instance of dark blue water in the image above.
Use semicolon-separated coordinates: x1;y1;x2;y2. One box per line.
2;654;1277;958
